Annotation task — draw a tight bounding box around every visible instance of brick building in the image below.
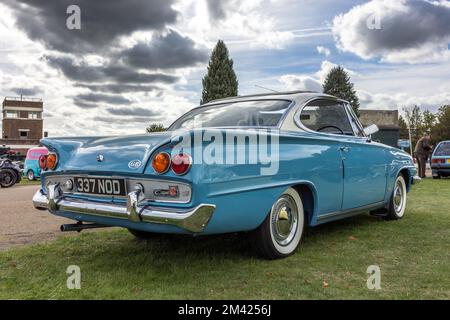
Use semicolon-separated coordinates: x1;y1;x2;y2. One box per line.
0;96;44;156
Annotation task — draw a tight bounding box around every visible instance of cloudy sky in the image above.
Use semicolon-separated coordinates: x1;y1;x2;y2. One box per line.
0;0;449;136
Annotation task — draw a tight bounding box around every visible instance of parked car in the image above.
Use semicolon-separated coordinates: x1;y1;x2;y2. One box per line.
0;158;22;188
431;140;450;179
23;147;48;180
32;91;419;259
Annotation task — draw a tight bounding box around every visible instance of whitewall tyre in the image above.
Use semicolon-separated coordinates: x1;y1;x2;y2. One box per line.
27;170;35;181
386;175;407;220
251;187;305;259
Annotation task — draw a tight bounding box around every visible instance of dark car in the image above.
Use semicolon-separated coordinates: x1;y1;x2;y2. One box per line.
0;159;22;188
431;141;450;179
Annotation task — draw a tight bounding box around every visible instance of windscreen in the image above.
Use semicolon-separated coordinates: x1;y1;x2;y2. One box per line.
169;100;292;130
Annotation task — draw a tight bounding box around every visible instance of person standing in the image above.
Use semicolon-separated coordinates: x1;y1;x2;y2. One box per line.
414;134;432;178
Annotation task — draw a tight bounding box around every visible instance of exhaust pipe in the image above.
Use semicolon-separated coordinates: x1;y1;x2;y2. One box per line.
60;222;110;232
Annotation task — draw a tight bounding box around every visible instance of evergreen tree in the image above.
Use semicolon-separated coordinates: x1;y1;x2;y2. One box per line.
323;66;360;115
201;40;238;104
146;123;165;133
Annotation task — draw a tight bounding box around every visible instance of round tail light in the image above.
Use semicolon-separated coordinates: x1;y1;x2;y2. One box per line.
38;155;47;170
171;153;191;175
47;153;58;170
152;152;171;174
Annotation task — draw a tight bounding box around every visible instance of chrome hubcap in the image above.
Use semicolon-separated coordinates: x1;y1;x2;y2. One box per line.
271;195;298;246
393;180;404;213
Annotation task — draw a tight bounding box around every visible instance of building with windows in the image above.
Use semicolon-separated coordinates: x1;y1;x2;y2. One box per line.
0;96;44;156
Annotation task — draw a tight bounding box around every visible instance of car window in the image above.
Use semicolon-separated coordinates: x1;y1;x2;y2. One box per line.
169;100;292;130
299;100;354;135
435;142;450;156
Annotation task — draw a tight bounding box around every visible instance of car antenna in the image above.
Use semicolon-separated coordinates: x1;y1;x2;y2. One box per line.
254;85;279;93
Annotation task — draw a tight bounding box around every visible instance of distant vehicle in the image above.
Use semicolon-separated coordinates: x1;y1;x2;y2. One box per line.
32;91;420;259
431;141;450;179
0;159;21;188
23;147;48;180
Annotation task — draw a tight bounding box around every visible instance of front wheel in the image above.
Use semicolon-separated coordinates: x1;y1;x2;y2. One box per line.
385;175;407;220
251;188;305;259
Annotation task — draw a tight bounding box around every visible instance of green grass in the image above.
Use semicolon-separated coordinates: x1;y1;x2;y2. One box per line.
1;179;449;299
18;178;40;186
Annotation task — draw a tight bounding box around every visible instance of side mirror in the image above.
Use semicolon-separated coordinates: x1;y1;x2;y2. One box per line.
363;124;379;136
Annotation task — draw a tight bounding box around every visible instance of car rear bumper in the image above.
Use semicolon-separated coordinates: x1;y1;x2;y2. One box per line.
33;184;215;233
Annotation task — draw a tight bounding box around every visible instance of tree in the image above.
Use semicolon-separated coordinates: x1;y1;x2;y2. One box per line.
146;123;165;133
431;105;450;143
421;110;436;135
322;66;360;115
201;40;238;104
398;115;409;140
403;105;423;150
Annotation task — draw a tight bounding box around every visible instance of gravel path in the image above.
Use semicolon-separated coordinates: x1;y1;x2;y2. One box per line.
0;185;74;251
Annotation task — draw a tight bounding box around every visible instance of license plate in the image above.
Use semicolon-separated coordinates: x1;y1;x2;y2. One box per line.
447;159;450;164
74;176;126;196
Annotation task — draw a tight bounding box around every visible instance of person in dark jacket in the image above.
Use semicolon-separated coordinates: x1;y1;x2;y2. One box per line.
414;134;432;178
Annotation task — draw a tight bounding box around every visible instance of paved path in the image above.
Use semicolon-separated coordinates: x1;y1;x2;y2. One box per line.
0;185;73;250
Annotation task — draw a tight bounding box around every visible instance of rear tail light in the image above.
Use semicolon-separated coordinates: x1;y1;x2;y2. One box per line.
46;153;58;170
171;153;192;175
38;155;47;170
432;159;445;164
152;152;171;174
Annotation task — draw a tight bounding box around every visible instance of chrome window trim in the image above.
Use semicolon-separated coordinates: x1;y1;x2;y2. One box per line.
293;97;360;139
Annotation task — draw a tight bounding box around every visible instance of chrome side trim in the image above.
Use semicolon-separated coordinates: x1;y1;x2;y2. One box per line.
33;184;215;233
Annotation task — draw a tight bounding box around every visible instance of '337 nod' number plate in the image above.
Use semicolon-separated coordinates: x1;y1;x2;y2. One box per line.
74;177;126;196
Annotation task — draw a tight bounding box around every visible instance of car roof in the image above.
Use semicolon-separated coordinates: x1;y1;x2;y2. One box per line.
203;91;343;106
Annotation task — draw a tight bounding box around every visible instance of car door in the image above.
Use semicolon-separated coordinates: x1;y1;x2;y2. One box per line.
340;104;387;210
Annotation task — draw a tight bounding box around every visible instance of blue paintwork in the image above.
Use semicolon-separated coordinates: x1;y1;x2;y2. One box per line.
23;147;48;180
39;126;417;235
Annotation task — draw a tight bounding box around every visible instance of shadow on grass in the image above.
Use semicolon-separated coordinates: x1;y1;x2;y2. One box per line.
73;213;383;263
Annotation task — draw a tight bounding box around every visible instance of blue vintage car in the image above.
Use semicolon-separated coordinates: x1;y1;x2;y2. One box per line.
33;91;420;259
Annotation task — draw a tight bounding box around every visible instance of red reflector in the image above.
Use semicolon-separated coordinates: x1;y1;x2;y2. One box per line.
171;153;191;175
432;159;445;164
39;155;48;170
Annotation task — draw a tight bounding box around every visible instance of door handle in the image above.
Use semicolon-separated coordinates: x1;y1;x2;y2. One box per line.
340;146;351;152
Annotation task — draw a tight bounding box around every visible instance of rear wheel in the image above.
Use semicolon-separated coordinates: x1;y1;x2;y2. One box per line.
128;228;156;240
433;175;441;179
385;175;407;220
27;170;35;181
251;188;305;259
0;169;17;188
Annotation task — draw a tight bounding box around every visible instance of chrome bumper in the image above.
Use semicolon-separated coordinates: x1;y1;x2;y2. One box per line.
33;184;215;233
412;175;422;184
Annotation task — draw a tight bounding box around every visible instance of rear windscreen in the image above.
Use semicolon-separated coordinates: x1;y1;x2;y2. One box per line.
435;143;450;156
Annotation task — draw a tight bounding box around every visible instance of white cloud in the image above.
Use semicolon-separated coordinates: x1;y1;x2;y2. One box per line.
332;0;450;63
316;45;331;57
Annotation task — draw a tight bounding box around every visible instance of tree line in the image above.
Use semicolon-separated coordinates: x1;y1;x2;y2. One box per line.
399;105;450;150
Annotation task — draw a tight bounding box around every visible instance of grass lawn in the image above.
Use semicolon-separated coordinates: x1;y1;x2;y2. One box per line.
0;179;449;299
18;178;40;186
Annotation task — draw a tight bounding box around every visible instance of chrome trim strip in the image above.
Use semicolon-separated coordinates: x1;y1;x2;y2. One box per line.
33;184;215;233
317;201;386;223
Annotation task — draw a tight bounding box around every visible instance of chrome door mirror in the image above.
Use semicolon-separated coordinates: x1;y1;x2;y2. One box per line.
363;124;379;136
